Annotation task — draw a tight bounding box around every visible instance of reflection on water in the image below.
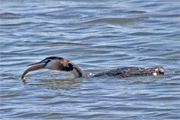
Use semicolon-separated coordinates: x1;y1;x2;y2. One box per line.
0;0;180;119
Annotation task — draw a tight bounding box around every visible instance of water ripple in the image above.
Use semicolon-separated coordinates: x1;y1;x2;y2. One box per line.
0;0;179;120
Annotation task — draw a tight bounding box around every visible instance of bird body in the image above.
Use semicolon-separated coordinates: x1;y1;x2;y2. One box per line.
93;66;164;78
21;56;164;80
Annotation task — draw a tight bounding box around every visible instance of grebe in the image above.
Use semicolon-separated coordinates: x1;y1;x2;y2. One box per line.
21;56;164;80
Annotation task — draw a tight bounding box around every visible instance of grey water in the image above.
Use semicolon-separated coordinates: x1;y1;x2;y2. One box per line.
0;0;180;119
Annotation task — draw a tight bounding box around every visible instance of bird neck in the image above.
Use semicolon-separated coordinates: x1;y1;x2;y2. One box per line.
71;64;83;78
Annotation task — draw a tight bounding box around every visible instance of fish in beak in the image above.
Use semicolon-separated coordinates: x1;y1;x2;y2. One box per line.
21;62;46;80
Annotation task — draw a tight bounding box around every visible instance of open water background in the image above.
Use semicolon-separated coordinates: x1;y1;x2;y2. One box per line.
0;0;180;119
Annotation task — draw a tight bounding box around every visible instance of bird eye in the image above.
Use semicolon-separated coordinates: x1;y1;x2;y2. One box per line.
44;59;50;64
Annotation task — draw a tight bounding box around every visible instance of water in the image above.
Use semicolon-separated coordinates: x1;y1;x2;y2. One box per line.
0;0;180;119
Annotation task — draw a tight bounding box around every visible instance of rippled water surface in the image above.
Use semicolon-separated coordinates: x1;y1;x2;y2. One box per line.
0;0;180;119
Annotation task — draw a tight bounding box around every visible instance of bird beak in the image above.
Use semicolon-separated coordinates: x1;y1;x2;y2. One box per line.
21;62;46;80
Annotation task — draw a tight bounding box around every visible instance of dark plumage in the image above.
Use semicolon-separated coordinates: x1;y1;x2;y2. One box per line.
93;66;164;78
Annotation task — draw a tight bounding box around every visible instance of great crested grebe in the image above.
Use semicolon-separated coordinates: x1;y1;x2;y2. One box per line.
21;56;165;80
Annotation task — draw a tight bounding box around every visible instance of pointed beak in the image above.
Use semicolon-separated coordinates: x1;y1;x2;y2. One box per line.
21;62;46;80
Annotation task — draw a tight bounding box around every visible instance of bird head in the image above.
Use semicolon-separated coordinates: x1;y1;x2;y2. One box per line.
21;56;82;80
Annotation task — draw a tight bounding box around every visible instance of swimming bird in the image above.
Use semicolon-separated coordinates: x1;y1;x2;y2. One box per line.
21;56;165;80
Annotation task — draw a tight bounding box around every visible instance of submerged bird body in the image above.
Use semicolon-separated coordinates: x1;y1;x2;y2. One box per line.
21;56;164;80
93;66;164;78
